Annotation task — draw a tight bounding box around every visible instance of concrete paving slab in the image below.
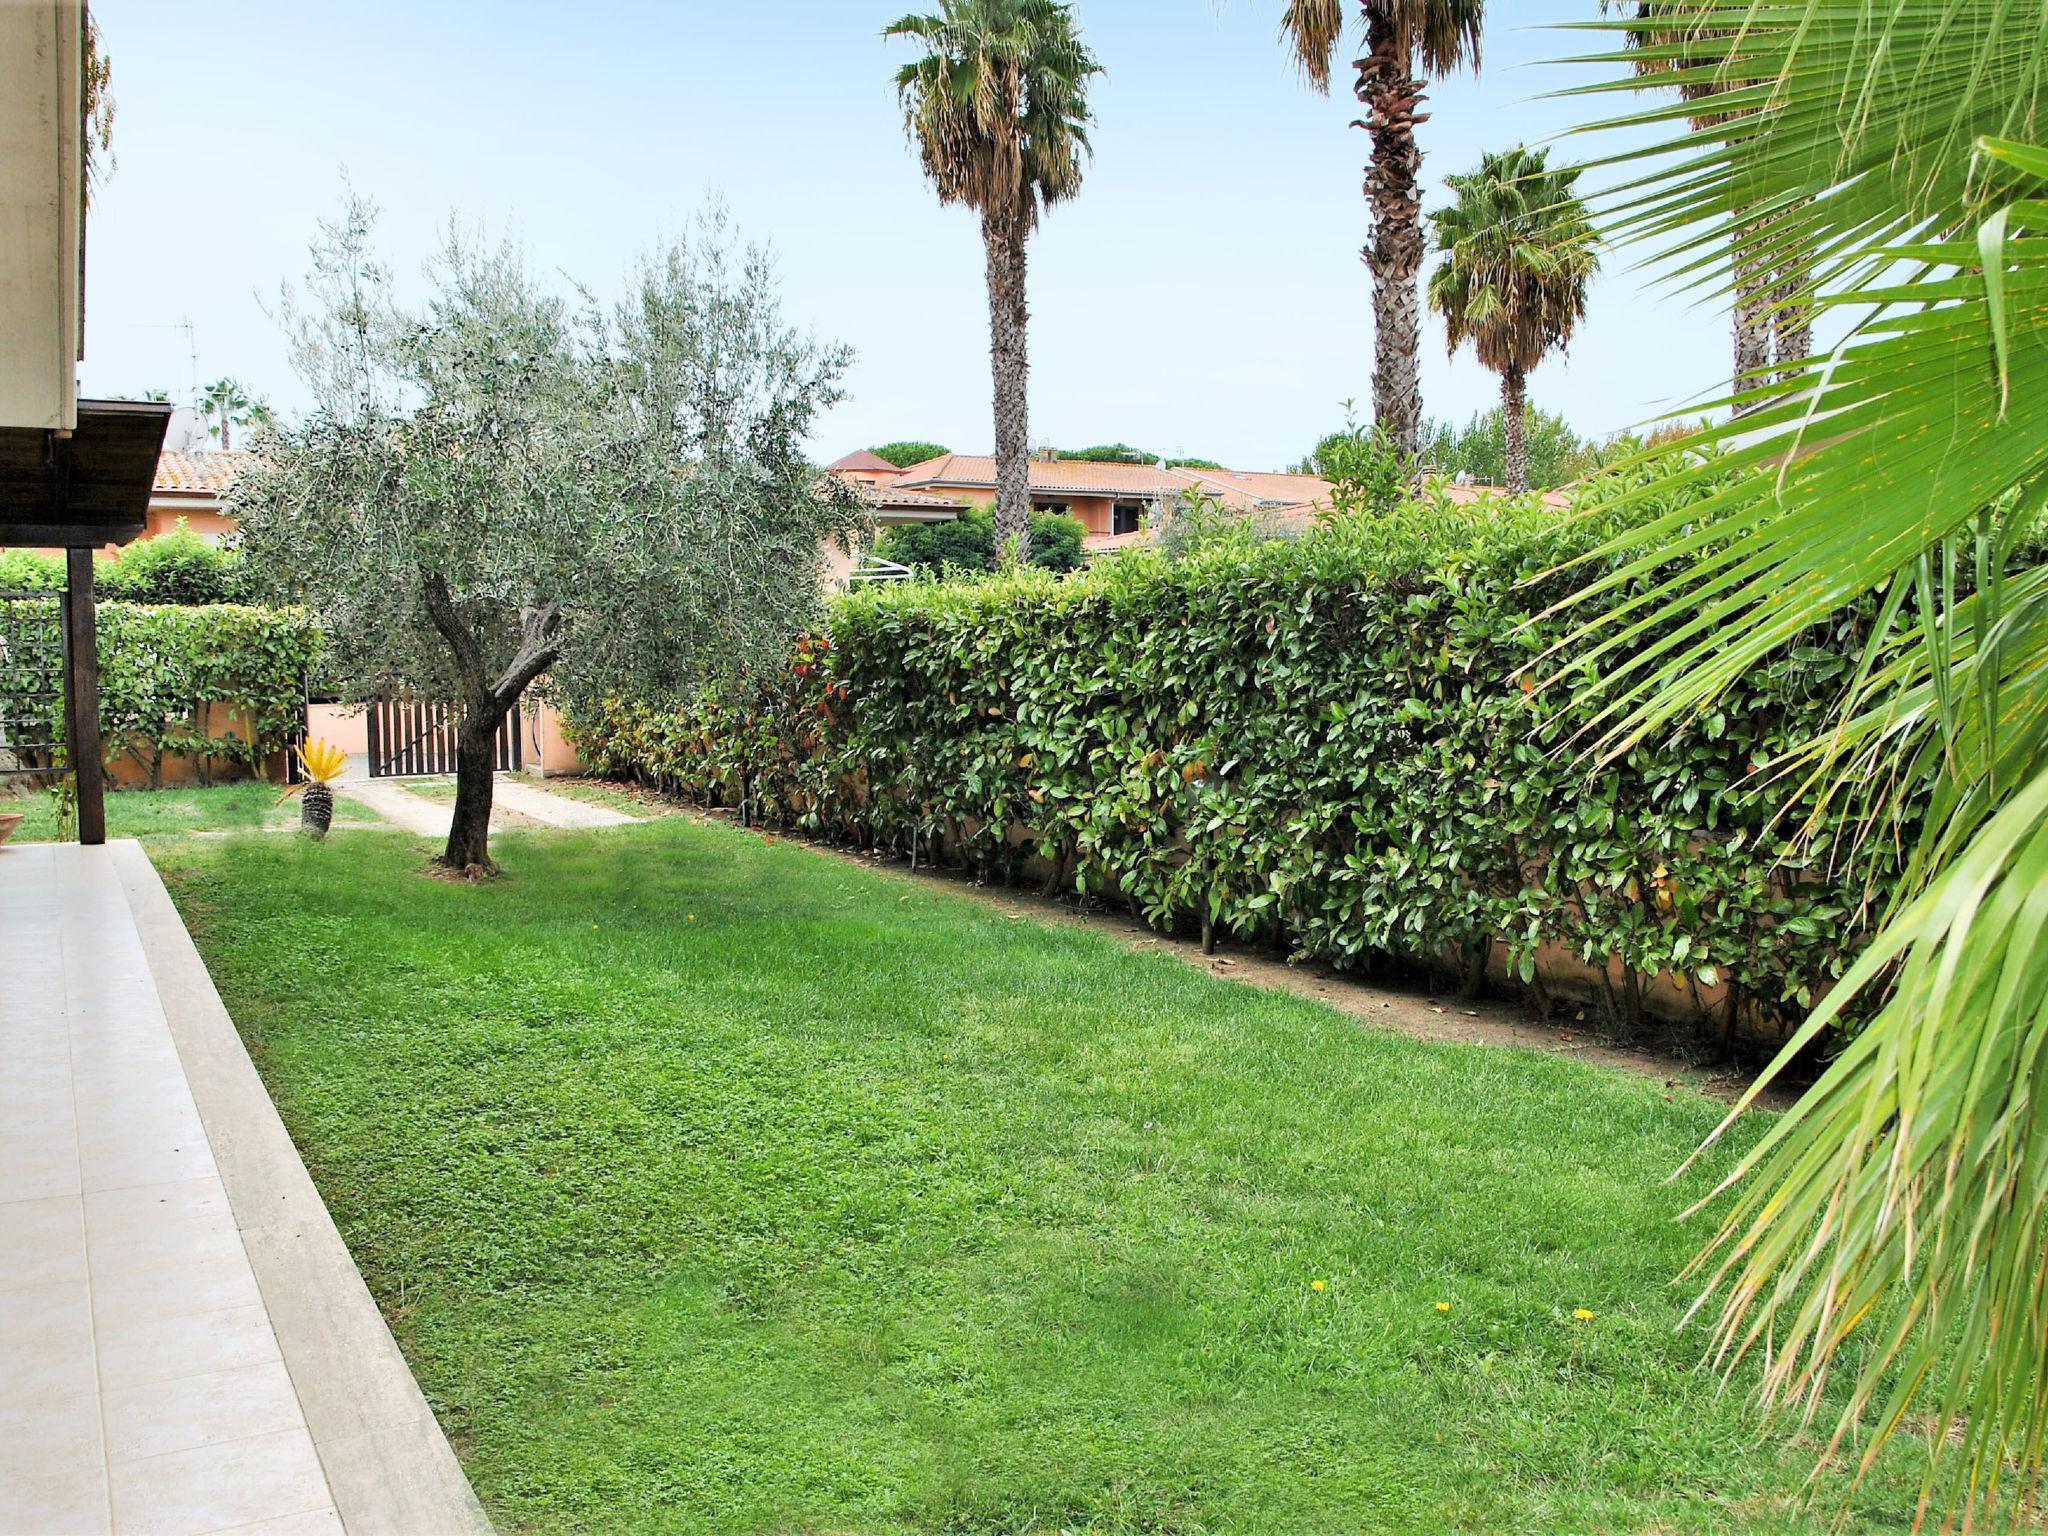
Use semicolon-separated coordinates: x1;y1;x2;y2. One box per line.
0;839;492;1535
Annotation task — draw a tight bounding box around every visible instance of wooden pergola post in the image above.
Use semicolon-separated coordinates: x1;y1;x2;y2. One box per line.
62;546;104;844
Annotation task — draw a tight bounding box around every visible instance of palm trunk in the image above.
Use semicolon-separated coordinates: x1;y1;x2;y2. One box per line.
983;210;1032;566
442;710;503;873
1356;11;1426;461
1731;216;1773;415
1771;241;1813;384
1501;365;1529;494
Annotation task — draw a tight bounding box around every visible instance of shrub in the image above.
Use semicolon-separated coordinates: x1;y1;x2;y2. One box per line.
0;525;248;605
0;550;63;592
0;601;320;787
573;464;1924;1046
98;520;249;605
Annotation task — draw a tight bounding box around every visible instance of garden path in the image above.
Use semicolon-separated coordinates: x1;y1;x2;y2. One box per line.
339;777;635;839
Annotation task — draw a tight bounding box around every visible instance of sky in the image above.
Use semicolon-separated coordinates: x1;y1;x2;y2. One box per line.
79;0;1735;472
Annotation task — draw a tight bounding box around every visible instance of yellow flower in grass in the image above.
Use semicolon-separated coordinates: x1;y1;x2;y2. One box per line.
1435;1301;1452;1314
1310;1279;1325;1292
1573;1308;1595;1321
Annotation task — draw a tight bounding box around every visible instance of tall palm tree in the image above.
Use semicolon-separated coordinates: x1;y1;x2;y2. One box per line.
888;0;1100;565
1562;2;2048;1522
1280;0;1484;460
1603;1;1810;404
1425;147;1596;493
199;376;252;450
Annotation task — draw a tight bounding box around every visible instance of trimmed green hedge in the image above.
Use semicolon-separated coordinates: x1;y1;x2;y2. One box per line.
572;464;1915;1043
0;522;251;605
0;602;319;786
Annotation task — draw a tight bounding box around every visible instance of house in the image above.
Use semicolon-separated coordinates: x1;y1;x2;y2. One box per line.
150;450;258;542
824;448;910;487
821;451;968;586
887;450;1336;554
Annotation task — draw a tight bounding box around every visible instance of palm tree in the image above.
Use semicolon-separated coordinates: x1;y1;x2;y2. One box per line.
1603;1;1811;404
1563;2;2048;1521
1280;0;1484;460
887;0;1100;565
198;376;252;450
1425;147;1596;494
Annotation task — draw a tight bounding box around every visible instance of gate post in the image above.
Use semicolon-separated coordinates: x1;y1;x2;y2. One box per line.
62;547;105;845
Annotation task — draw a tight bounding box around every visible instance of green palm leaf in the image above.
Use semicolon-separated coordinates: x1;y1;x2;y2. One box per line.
1553;3;2048;1523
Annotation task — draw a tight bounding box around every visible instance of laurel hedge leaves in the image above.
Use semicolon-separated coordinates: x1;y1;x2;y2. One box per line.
572;464;1915;1043
0;601;319;786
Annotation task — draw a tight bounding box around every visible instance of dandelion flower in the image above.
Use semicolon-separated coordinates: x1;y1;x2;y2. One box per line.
1436;1301;1452;1314
1310;1279;1326;1292
1573;1308;1595;1321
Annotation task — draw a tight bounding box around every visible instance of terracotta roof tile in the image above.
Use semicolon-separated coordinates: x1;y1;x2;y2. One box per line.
153;449;260;495
827;449;905;475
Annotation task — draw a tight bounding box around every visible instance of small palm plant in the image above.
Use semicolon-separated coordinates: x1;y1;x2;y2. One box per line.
283;738;347;838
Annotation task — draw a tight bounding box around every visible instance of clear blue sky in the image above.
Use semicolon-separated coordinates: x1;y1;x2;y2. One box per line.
80;1;1732;471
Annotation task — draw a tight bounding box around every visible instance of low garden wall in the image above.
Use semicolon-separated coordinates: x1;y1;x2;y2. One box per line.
571;469;1913;1050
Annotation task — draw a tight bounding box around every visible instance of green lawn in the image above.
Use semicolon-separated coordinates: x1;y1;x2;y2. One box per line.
154;820;1927;1535
1;781;382;843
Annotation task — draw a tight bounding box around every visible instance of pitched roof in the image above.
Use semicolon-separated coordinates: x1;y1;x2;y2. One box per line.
827;449;906;475
894;453;1334;514
153;448;260;496
859;484;968;512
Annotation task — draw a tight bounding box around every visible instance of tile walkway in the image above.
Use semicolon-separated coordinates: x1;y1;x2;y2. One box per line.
1;841;492;1535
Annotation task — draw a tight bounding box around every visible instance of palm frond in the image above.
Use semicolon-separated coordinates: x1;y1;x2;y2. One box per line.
1553;3;2048;1523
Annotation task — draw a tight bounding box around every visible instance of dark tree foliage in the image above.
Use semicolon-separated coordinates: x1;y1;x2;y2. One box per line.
877;505;1085;574
870;440;950;467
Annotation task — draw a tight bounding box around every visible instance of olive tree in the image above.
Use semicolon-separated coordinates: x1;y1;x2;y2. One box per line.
235;197;863;871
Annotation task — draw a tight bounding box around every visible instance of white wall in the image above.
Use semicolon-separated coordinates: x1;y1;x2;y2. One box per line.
0;0;81;431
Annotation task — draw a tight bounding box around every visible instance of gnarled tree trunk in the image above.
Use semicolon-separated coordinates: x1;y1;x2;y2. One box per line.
443;711;504;873
1355;11;1426;461
420;571;562;875
983;209;1032;566
1501;364;1529;494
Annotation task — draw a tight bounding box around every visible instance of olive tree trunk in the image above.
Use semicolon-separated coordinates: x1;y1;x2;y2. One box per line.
442;712;505;873
983;209;1032;566
1356;11;1427;461
421;571;561;874
1501;364;1529;494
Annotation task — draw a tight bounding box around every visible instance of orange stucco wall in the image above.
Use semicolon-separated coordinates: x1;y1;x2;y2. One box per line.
142;502;235;544
921;487;1129;537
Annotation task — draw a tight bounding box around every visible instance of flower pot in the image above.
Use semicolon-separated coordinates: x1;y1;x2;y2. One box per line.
0;813;23;845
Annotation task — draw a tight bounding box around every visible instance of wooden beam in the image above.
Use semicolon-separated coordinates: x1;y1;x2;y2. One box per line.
63;546;104;845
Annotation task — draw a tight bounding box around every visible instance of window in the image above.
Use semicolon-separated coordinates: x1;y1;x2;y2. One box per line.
1111;500;1144;536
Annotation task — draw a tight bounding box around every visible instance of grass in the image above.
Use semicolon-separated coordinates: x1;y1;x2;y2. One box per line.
153;819;1931;1535
539;775;681;818
1;781;382;843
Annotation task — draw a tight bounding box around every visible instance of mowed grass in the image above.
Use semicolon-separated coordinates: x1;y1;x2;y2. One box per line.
153;820;1929;1535
2;781;381;843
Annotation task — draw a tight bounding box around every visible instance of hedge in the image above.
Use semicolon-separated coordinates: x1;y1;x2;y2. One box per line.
0;602;319;787
570;463;1923;1047
0;521;251;605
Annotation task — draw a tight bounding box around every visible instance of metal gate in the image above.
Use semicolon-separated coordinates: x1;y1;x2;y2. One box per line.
363;698;522;778
0;591;67;781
